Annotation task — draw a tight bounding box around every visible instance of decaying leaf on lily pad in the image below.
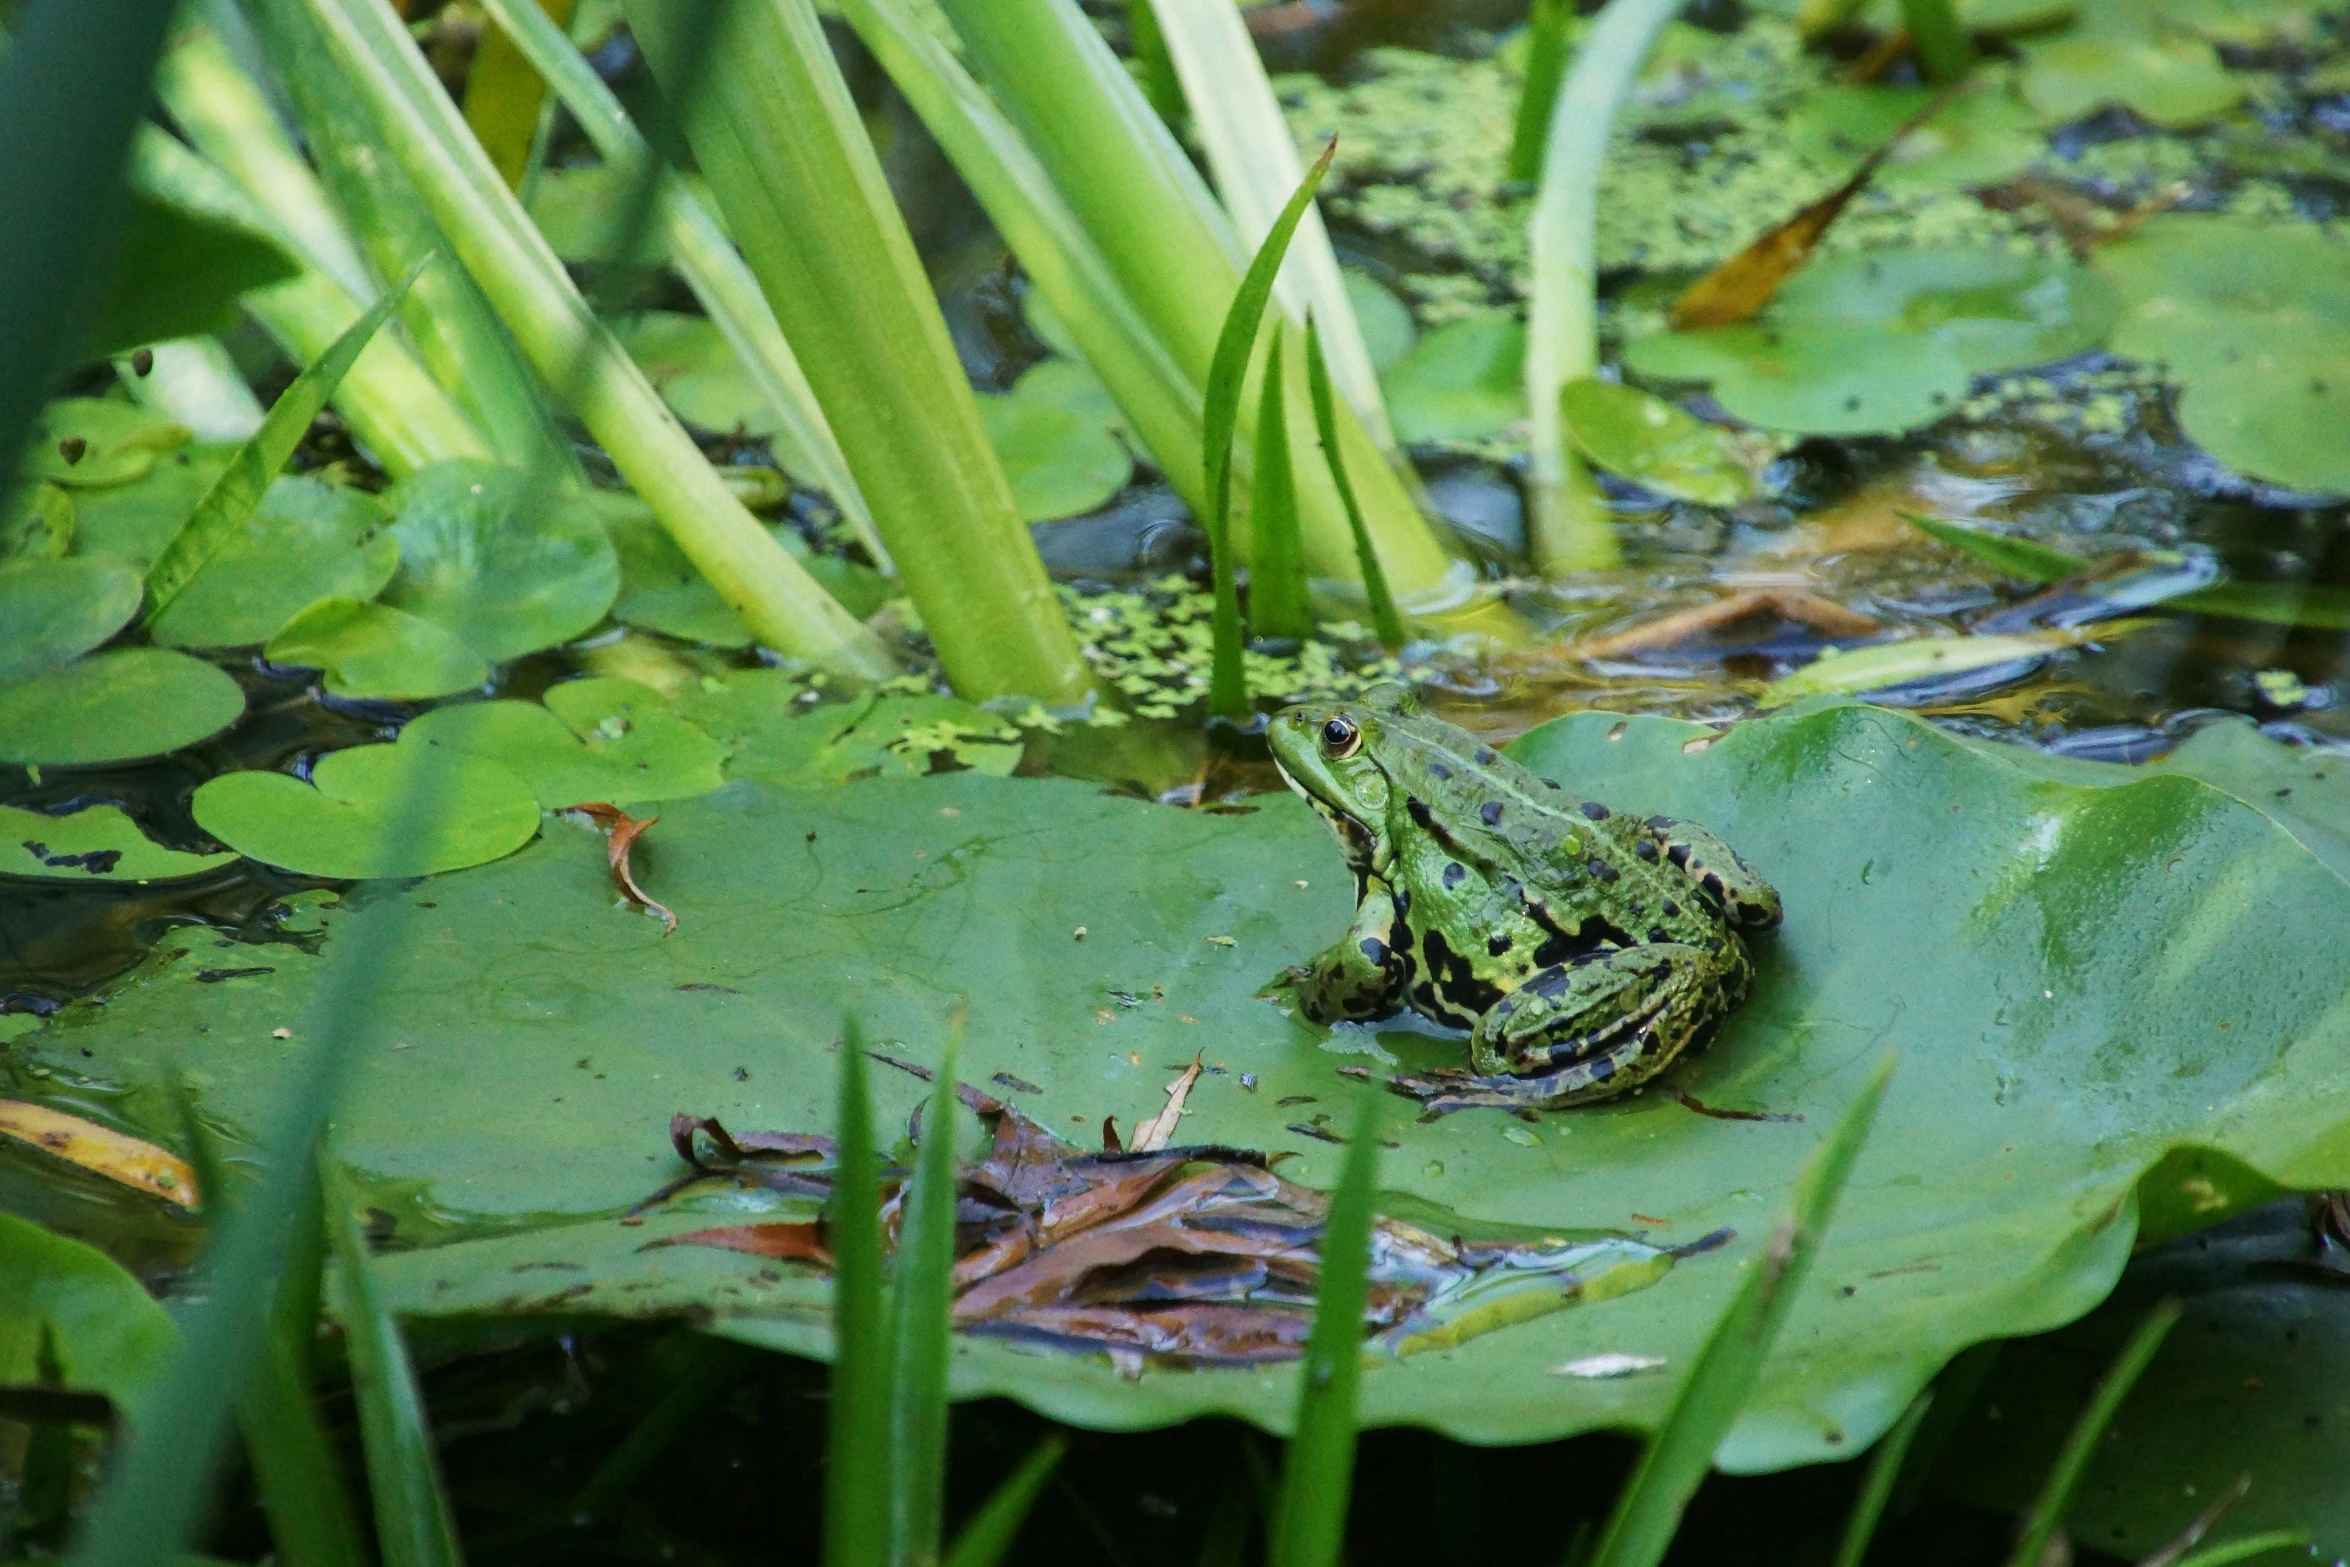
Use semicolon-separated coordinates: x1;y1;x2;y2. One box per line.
646;1065;1722;1371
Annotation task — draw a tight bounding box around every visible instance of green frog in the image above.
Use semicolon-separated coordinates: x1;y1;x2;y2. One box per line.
1268;684;1780;1116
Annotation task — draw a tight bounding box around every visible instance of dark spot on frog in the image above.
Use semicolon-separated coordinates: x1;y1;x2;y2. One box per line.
1429;761;1452;780
1475;748;1497;765
1392;888;1411;917
1648;927;1669;944
1487;932;1512;956
1646;815;1677;830
1419;926;1503;1018
1543;779;1561;790
1481;801;1504;826
1580;802;1610;821
1442;861;1466;888
1662;900;1681;918
1407;797;1435;831
1634;839;1658;862
1359;936;1388;965
1587;858;1620;884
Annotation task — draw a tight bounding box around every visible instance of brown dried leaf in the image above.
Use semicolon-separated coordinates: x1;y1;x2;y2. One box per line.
1573;588;1883;661
0;1100;198;1208
570;802;676;935
1127;1054;1203;1153
648;1221;830;1264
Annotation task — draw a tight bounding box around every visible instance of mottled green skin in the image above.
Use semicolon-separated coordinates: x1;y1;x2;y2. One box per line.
1269;685;1781;1115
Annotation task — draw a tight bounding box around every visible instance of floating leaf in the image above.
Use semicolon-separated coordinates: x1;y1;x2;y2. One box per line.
191;744;541;879
568;802;678;933
679;676;1022;785
2020;32;2241;128
264;597;489;703
1759;620;2154;704
0;1214;180;1415
1558;379;1756;506
1341;269;1416;373
150;477;398;650
1625;322;1970;437
403;677;726;808
1382;314;1526;444
0;558;142;683
527;164;676;266
0;1101;198;1207
1774;245;2118;375
1785;82;2044;193
0;649;245;767
19;400;190;490
381;460;620;662
1011;358;1127;444
974;390;1131;523
33;703;2350;1463
0;802;237;882
70;447;233;568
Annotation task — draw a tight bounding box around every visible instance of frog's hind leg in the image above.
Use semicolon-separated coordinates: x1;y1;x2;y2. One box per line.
1389;943;1739;1117
1641;817;1782;931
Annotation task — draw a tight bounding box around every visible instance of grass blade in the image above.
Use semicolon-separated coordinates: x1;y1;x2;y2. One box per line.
0;0;182;475
1202;140;1337;719
1268;1089;1382;1567
1306;317;1405;651
1144;0;1395;451
889;1021;964;1564
175;1090;367;1567
282;0;897;682
2166;1533;2313;1567
470;0;889;570
142;256;421;622
1828;1389;1932;1567
1508;0;1577;184
1896;0;1977;83
2004;1298;2185;1567
1524;0;1684;575
625;0;1091;705
825;1023;892;1567
325;1162;465;1567
1586;1052;1896;1567
1248;322;1310;641
942;1434;1068;1567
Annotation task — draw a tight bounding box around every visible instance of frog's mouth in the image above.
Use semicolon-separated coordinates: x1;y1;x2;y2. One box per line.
1274;756;1378;871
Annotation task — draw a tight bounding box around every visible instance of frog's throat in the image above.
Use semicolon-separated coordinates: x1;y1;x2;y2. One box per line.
1273;756;1382;876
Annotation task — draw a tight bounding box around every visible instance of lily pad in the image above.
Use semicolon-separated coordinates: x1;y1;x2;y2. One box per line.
1558;379;1755;506
528;165;675;267
677;675;1023;784
2098;216;2350;494
0;649;245;767
265;597;490;702
594;495;889;648
1012;358;1128;444
0;558;142;683
0;802;238;882
606;312;817;481
191;743;541;879
1383;314;1525;445
1625;322;1969;437
26;703;2350;1468
1342;268;1417;373
974;390;1131;523
0;1213;178;1414
2020;32;2241;128
1774;246;2118;376
69;446;234;568
402;677;727;808
150;476;399;650
19;400;191;490
1783;83;2045;194
381;460;620;662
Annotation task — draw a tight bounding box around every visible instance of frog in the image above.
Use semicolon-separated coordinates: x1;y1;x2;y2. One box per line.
1267;684;1780;1116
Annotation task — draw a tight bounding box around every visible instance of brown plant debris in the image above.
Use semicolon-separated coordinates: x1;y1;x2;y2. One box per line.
1570;588;1883;662
570;803;677;935
0;1100;199;1208
641;1062;1727;1367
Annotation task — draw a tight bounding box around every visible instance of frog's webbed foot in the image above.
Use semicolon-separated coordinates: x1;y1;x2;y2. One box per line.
1386;1056;1642;1120
1292;881;1405;1025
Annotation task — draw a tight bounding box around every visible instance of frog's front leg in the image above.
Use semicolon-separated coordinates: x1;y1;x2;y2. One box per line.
1393;944;1738;1115
1291;879;1407;1024
1641;816;1782;930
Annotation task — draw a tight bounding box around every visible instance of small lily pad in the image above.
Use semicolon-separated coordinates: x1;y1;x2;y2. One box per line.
0;648;245;766
403;677;727;808
192;743;542;879
1343;268;1417;372
1383;314;1525;444
679;675;1021;785
0;558;143;683
607;311;817;480
1012;358;1128;444
0;802;238;882
1784;83;2045;194
2020;32;2241;128
975;390;1131;523
595;494;889;647
1774;246;2118;376
150;476;399;650
1558;379;1755;506
19;400;191;490
265;597;490;702
1625;322;1969;437
381;460;619;662
69;446;234;567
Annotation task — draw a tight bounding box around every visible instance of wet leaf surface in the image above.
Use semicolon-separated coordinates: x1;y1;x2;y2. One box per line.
24;703;2350;1465
149;476;399;651
404;677;727;809
1783;81;2044;194
976;388;1132;524
381;460;619;662
0;648;246;767
0;557;143;684
1381;314;1525;444
264;596;491;702
1626;321;1969;437
190;743;541;878
1558;379;1757;506
0;802;238;883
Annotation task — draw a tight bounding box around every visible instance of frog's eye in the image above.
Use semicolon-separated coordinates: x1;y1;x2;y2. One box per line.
1321;716;1362;758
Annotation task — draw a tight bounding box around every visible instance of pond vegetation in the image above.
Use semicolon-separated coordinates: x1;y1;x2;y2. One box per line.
3;0;2350;1560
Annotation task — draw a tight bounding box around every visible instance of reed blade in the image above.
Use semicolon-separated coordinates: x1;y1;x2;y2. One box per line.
824;1022;892;1567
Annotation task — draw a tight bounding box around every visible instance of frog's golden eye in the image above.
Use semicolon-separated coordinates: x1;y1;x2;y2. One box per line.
1321;716;1361;758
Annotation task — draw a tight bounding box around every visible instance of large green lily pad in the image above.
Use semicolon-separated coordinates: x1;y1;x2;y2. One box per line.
24;702;2350;1466
150;476;399;651
974;389;1131;523
0;649;245;767
1626;322;1968;437
381;461;619;662
191;743;542;879
403;677;727;809
265;597;490;703
0;802;238;882
0;558;143;683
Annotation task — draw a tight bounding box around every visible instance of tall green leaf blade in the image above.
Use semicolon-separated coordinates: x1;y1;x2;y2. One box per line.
2004;1299;2185;1567
1248;323;1310;641
1268;1091;1382;1567
825;1025;892;1567
142;259;420;623
1508;0;1576;183
1904;513;2086;584
1306;318;1405;650
941;1434;1067;1567
1586;1053;1896;1567
1202;140;1335;718
325;1162;466;1567
889;1027;964;1565
1828;1390;1932;1567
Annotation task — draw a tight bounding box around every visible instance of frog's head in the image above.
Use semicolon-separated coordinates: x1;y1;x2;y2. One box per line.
1268;684;1422;876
